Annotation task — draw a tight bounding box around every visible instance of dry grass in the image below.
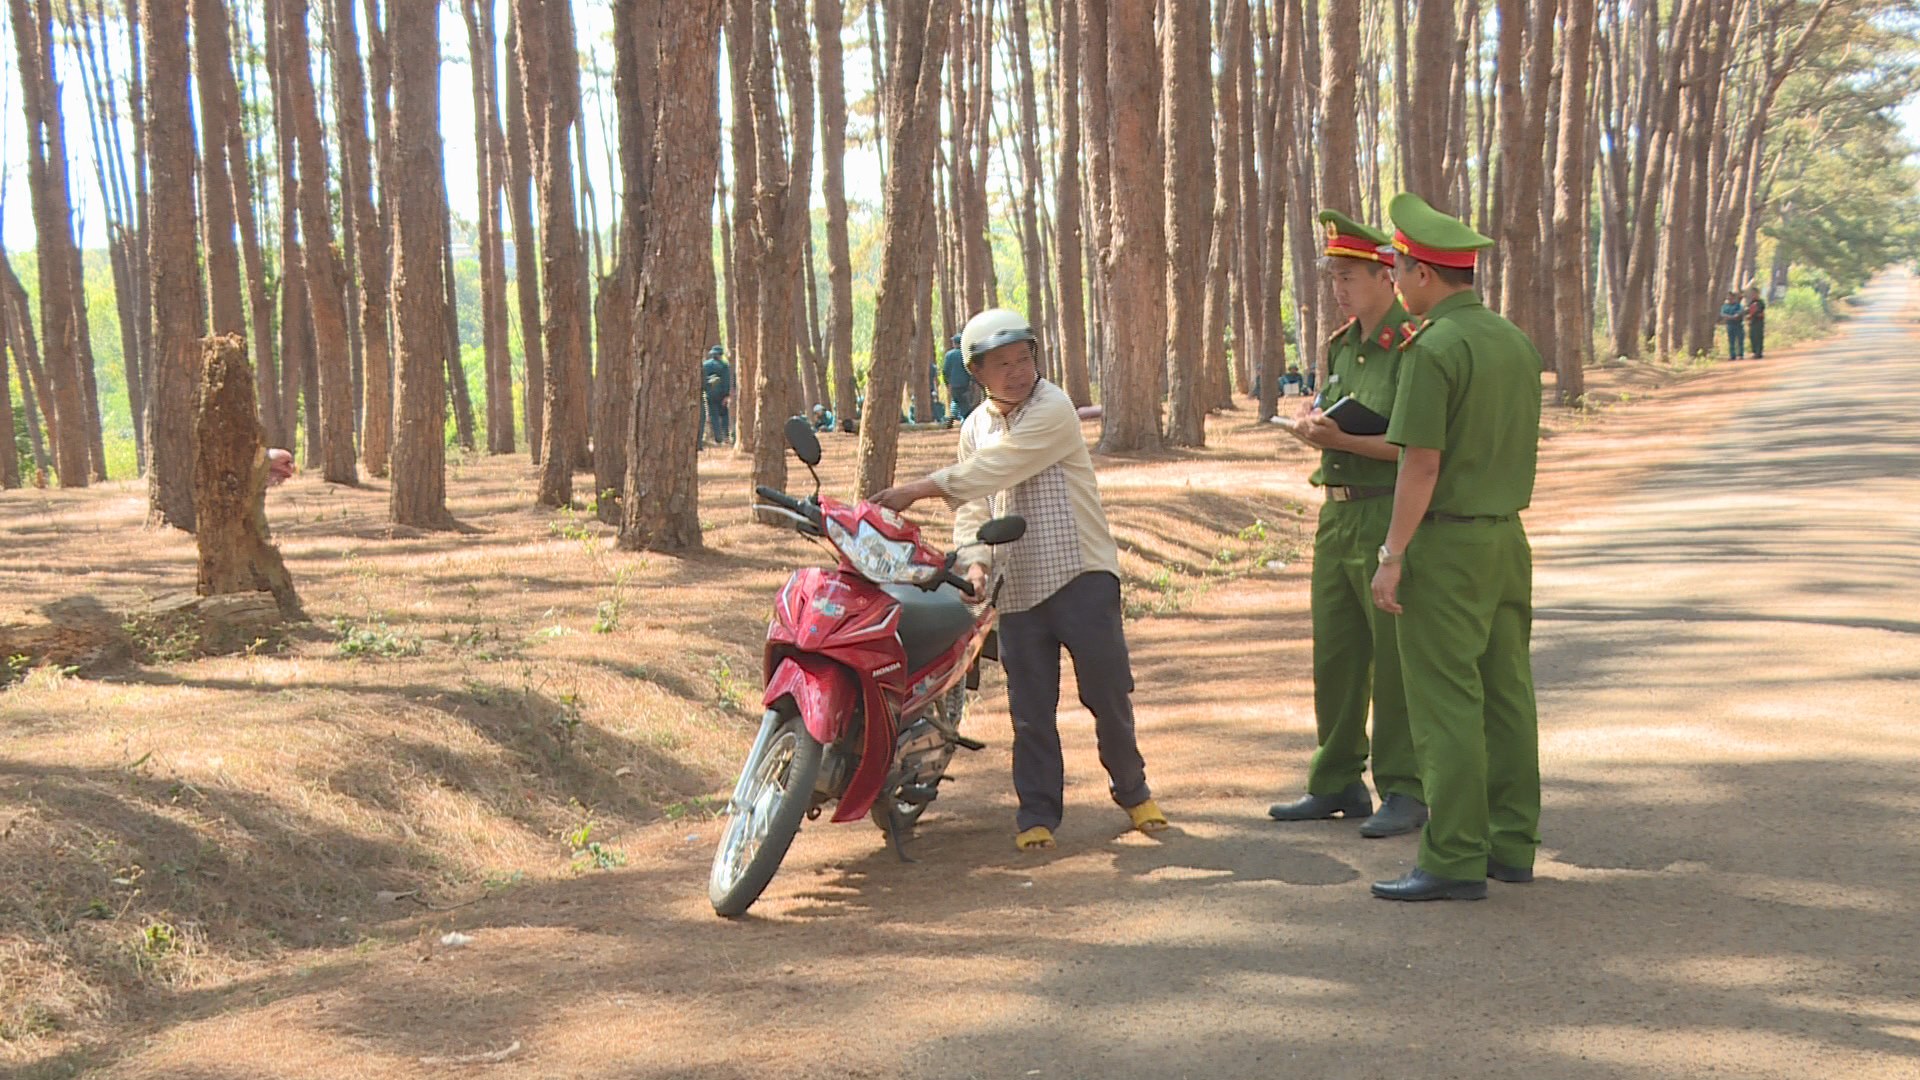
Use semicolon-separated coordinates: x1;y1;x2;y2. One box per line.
0;364;1701;1063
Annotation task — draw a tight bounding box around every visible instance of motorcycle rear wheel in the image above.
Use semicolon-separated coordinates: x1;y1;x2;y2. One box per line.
709;711;823;917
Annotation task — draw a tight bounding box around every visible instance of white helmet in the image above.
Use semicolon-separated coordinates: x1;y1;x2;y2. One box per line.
960;308;1037;365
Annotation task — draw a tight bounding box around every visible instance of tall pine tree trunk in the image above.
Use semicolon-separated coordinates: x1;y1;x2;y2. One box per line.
281;0;358;484
334;0;392;475
1163;0;1212;447
593;0;655;520
1551;0;1597;402
852;0;950;495
143;0;202;525
1052;0;1091;406
518;0;591;507
388;0;454;529
815;0;857;424
504;8;546;463
1096;0;1165;453
9;0;90;488
622;0;721;552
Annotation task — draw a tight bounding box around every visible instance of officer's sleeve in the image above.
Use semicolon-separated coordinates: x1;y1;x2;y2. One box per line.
1385;342;1449;451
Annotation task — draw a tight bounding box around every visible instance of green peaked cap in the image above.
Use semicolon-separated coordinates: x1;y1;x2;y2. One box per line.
1317;209;1391;248
1386;192;1494;260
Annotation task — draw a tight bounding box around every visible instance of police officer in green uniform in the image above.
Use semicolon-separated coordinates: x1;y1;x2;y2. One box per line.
1369;193;1542;902
1267;211;1427;838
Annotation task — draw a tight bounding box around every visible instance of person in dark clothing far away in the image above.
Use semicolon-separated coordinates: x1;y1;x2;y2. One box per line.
1721;292;1746;360
942;333;977;426
1745;287;1767;359
702;346;733;448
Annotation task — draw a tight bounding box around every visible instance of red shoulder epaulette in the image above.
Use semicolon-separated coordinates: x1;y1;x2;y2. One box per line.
1328;316;1358;342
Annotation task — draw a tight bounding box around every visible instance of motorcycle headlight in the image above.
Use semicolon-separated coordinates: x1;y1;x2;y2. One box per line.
825;517;940;586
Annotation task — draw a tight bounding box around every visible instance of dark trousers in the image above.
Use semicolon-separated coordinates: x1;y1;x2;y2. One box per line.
704;394;731;446
1748;320;1765;358
1726;321;1745;359
997;572;1152;831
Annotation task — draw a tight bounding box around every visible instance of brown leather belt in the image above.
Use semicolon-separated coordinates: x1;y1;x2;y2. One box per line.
1423;512;1514;524
1325;485;1394;502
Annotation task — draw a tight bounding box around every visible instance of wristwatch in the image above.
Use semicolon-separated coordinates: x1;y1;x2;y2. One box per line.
1377;544;1402;566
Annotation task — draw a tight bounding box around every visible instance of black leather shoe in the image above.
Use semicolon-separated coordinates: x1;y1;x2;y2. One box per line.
1370;868;1487;901
1268;781;1372;822
1488;860;1534;884
1358;793;1429;838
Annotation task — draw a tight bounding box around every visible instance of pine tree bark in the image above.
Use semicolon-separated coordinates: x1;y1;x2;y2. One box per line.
221;0;281;448
622;0;720;552
142;0;202;526
267;0;308;454
518;0;591;507
1406;0;1456;203
745;0;814;517
1202;0;1241;413
388;0;455;529
1163;0;1212;448
593;0;655;521
504;8;546;463
281;0;358;484
815;0;857;424
191;0;245;338
333;0;392;474
852;0;949;496
194;334;302;619
722;0;758;453
8;0;90;488
1009;0;1050;376
1096;0;1165;453
1052;0;1092;406
1551;0;1597;403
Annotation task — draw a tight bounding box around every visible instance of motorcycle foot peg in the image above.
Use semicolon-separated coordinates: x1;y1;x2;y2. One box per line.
952;734;987;752
897;784;939;805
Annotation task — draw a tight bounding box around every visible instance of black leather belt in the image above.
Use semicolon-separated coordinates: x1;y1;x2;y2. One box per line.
1423;512;1514;524
1325;485;1394;502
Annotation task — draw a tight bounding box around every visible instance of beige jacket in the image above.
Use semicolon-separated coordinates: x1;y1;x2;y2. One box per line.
931;380;1120;613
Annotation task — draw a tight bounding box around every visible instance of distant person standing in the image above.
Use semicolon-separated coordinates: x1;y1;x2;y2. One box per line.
702;345;733;448
1721;292;1746;360
1368;192;1542;903
942;333;977;425
1745;287;1768;359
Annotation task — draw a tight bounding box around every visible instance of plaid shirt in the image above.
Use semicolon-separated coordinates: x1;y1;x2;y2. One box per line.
932;380;1120;614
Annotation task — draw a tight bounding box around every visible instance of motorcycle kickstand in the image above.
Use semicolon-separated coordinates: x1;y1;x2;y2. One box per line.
884;803;919;864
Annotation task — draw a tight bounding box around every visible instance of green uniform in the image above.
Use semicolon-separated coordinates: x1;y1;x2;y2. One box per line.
1306;302;1422;802
1386;289;1543;880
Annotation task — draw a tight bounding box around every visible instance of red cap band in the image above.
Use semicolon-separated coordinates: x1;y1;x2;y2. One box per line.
1392;231;1478;270
1325;233;1392;266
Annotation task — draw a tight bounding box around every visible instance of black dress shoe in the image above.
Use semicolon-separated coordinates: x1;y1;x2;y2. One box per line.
1488;860;1534;884
1370;868;1487;901
1268;781;1372;822
1358;793;1429;838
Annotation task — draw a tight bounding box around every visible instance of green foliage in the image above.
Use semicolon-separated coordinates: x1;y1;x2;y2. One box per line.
332;617;424;660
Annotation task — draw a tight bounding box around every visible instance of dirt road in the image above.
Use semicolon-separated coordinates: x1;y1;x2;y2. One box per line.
77;277;1920;1079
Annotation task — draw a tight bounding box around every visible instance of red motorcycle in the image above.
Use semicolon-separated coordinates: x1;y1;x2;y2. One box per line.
708;418;1024;917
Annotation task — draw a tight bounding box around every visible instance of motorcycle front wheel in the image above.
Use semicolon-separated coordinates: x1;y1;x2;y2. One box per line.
709;710;823;917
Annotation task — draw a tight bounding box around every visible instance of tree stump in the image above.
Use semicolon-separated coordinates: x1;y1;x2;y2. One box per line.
194;334;304;620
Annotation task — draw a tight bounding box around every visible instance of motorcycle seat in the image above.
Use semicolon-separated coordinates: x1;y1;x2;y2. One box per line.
881;583;974;675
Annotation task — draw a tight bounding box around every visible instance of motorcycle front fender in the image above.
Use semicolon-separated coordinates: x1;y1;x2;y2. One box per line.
763;654;861;746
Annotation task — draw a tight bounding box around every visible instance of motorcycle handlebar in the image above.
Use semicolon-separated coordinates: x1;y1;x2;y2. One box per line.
755;486;817;522
942;569;977;600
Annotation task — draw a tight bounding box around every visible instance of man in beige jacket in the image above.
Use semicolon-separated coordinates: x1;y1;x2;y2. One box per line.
874;308;1166;851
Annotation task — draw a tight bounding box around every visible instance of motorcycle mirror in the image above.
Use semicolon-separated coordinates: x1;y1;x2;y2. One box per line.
783;416;823;468
976;516;1027;546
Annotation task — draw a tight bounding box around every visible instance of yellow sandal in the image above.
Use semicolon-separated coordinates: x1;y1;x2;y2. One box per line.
1126;799;1170;834
1015;826;1056;851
